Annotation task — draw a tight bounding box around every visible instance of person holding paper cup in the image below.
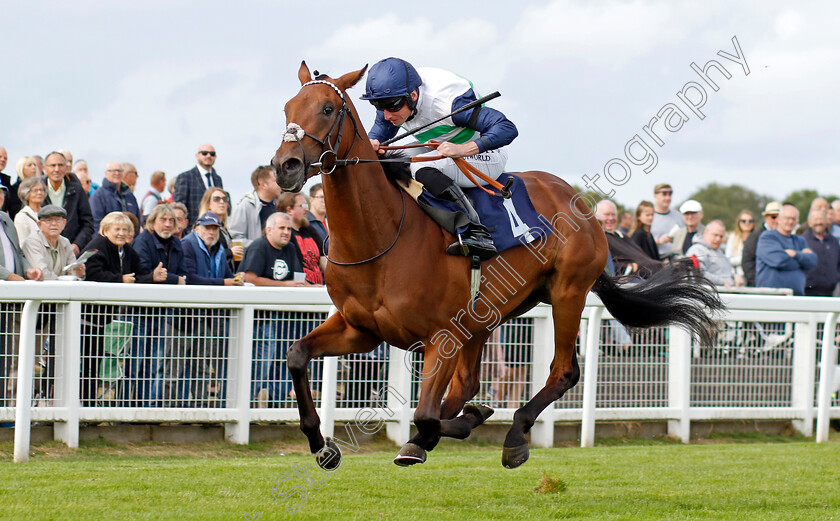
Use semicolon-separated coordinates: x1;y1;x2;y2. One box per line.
240;212;308;287
22;205;85;280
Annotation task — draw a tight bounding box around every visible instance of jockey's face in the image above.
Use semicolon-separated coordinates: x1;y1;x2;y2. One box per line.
382;91;418;126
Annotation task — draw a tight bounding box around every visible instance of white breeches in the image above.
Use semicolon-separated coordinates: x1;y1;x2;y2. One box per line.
405;147;509;188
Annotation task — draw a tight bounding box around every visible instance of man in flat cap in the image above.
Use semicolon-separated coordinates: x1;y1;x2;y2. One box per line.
22;205;85;280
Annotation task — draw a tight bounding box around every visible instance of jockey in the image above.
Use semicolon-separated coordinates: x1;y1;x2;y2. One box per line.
362;57;518;259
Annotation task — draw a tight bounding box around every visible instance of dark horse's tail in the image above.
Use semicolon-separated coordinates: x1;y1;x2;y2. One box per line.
591;259;724;345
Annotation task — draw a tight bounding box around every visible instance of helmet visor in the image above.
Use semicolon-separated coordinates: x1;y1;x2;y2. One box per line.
369;96;406;113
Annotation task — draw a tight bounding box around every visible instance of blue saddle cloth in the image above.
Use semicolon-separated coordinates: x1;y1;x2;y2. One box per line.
418;173;552;254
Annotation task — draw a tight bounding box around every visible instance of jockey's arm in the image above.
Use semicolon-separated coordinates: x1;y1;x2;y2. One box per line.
450;90;518;153
435;141;479;158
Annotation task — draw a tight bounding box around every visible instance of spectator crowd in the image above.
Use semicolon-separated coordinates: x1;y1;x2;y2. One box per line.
597;183;840;298
2;143;839;412
0;145;329;409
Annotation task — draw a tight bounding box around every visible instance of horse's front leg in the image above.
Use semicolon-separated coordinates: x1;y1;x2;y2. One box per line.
287;311;381;469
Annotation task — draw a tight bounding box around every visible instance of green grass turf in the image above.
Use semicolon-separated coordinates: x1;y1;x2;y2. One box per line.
2;437;839;520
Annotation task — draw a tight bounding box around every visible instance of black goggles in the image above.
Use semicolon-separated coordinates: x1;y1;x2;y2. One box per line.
369;96;406;112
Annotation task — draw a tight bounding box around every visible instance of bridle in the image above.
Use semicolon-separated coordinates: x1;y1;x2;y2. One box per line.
282;79;406;266
282;79;357;176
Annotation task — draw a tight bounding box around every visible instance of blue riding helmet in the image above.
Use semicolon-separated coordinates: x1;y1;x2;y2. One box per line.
360;57;423;100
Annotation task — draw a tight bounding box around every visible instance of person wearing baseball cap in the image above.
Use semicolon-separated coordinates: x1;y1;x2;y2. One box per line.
181;211;242;286
650;183;685;260
742;201;782;286
671;199;705;255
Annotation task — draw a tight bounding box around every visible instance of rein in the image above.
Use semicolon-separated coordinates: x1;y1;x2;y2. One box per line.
325;188;407;267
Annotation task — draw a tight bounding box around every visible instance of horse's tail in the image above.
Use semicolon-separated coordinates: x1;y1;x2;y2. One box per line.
591;259;724;345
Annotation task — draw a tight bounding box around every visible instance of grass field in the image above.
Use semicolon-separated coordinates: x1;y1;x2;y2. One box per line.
2;435;840;521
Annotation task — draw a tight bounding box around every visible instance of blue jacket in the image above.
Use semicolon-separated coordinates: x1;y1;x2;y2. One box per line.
181;231;232;285
802;229;840;296
756;229;818;295
89;178;140;232
131;230;186;284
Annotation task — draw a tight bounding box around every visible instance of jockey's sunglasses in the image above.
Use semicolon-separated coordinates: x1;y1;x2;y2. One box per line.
369;96;406;112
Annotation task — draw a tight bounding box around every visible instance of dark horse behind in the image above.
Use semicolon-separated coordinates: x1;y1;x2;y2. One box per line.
270;62;724;469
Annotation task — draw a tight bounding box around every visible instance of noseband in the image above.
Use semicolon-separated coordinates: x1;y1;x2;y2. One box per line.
283;79;356;175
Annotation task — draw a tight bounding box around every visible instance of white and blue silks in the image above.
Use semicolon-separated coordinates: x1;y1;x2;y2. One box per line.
368;67;518;188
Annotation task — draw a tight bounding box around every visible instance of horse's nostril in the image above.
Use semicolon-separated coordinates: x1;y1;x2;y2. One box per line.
284;158;301;171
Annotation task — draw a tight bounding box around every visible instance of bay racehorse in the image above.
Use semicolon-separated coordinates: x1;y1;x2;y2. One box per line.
271;62;722;469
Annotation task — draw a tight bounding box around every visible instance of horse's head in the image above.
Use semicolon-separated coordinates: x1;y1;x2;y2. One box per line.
271;61;368;192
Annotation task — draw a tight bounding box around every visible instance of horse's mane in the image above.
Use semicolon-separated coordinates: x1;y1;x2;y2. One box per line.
381;160;412;188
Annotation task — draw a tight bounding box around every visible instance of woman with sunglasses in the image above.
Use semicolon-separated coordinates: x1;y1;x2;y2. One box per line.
742;201;782;287
725;209;755;279
362;57;518;260
198;187;241;270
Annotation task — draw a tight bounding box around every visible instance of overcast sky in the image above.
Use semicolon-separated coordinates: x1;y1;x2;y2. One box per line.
2;0;838;208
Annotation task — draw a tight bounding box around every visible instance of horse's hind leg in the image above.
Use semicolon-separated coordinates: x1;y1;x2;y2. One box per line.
287;312;381;469
403;339;493;454
394;344;459;466
438;340;495;438
502;288;586;469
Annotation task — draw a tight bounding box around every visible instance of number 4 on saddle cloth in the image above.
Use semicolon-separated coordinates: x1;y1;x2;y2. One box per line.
402;172;553;258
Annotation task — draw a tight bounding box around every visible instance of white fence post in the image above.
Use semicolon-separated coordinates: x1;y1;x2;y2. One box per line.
580;305;604;448
319;306;340;439
385;344;412;446
319;358;338;440
667;325;692;443
54;301;81;448
14;300;42;463
816;312;838;443
529;307;555;448
225;306;253;444
791;319;816;436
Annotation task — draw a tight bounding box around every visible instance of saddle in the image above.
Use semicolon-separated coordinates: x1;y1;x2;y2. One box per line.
395;172;550;256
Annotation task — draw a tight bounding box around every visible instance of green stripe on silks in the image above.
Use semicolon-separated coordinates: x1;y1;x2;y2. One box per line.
414;125;477;145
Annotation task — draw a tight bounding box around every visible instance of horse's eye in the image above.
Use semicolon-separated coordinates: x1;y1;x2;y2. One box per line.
323;106;334;115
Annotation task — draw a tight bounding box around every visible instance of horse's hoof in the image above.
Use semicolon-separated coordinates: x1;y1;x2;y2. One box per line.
502;443;530;469
315;437;342;471
393;442;427;467
464;403;494;423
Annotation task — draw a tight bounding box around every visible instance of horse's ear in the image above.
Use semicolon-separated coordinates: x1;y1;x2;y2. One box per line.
336;65;368;91
298;61;312;85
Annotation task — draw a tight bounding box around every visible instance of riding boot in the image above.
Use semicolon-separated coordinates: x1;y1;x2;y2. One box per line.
415;167;497;260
